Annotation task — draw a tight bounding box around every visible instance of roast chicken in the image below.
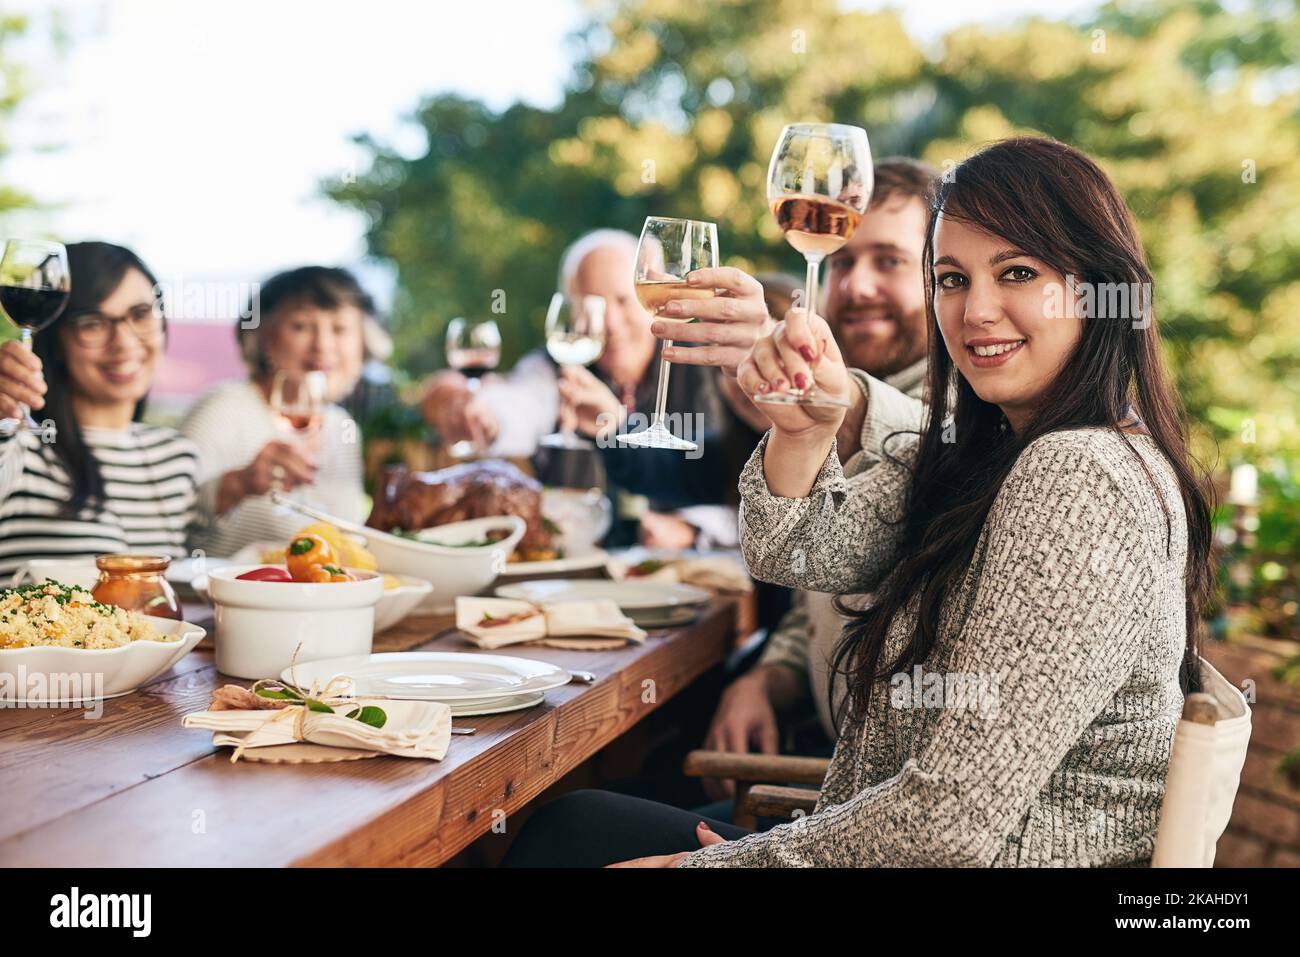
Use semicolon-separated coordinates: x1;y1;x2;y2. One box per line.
367;460;557;560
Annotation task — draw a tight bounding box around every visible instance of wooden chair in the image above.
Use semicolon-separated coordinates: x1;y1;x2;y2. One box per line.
684;656;1252;864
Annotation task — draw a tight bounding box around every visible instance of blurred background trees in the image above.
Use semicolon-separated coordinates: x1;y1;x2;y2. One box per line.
336;0;1298;637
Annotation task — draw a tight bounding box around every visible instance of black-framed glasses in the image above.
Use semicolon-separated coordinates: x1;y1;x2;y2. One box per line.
66;302;165;348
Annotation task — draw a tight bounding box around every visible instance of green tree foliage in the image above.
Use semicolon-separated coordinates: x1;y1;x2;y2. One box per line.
330;0;1299;561
0;12;35;217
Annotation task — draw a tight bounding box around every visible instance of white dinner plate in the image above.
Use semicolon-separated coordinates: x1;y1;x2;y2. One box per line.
450;691;545;717
281;651;572;702
498;550;610;577
494;579;711;611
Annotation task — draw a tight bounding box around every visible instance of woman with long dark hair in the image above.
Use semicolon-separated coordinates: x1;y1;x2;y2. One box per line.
0;242;197;575
502;137;1214;867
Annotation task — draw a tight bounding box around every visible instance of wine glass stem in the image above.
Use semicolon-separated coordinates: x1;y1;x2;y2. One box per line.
803;256;821;325
651;342;674;431
17;326;36;427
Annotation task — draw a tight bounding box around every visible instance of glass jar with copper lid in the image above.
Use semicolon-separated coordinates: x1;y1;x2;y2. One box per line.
91;554;182;621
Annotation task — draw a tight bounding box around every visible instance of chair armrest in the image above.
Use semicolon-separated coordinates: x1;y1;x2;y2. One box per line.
743;784;820;821
683;750;831;785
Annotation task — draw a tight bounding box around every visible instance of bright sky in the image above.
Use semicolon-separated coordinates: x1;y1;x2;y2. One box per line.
0;0;1097;297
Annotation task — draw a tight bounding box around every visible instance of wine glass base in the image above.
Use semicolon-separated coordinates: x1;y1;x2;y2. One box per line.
752;389;851;410
446;440;483;460
538;432;594;450
615;425;697;452
0;415;55;440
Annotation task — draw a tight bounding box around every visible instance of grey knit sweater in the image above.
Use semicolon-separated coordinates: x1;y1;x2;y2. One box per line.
681;415;1187;867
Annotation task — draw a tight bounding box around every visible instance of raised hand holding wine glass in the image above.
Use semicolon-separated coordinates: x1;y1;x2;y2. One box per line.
540;292;606;449
616;216;718;452
760;123;872;409
266;368;325;506
0;239;70;437
736;306;854;499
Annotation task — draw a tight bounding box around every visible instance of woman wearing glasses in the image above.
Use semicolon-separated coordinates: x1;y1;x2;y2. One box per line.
0;241;198;576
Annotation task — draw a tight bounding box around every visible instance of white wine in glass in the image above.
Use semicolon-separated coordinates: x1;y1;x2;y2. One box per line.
445;316;502;459
617;217;719;452
267;369;325;511
760;123;873;409
0;239;70;438
540;292;606;450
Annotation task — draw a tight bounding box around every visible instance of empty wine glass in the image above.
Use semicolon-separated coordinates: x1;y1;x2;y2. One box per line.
616;217;718;452
540;292;606;450
0;239;70;438
759;123;873;409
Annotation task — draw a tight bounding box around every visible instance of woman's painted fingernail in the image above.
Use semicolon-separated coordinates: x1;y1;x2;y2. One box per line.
757;381;769;393
794;372;808;390
774;379;785;390
798;345;815;362
699;821;711;831
651;321;665;335
662;302;681;316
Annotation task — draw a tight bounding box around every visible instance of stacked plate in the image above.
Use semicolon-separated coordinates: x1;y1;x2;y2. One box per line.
281;651;573;717
494;579;712;628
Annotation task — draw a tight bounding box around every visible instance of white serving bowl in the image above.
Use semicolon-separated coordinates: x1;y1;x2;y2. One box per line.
191;568;432;635
10;559;100;592
0;616;206;703
373;574;435;632
363;515;526;613
207;565;385;679
542;487;612;557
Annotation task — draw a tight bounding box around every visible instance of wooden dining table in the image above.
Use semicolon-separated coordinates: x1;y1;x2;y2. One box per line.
0;597;738;866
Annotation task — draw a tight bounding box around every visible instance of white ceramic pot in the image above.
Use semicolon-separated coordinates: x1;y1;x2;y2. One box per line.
207;566;385;679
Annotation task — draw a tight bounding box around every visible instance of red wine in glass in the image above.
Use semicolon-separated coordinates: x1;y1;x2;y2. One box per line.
0;240;71;438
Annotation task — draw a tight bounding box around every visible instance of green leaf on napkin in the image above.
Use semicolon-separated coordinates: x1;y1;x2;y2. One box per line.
254;687;302;701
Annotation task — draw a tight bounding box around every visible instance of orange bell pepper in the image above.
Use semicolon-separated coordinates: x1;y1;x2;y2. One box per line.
304;563;356;583
286;534;334;582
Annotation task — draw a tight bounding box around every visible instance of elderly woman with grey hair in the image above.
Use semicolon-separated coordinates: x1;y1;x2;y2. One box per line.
181;266;377;557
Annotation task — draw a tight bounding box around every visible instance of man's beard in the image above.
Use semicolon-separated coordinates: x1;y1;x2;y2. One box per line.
832;305;927;379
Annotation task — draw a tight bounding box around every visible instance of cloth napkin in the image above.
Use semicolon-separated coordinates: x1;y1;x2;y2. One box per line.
183;697;452;760
616;555;752;593
456;596;646;649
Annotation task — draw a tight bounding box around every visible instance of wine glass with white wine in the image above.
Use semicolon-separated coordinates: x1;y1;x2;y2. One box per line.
758;123;873;409
267;369;326;512
539;292;606;449
616;216;719;452
0;239;70;438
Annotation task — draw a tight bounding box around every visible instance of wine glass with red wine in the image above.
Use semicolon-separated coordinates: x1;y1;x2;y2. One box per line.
0;239;70;437
444;317;502;459
760;123;873;409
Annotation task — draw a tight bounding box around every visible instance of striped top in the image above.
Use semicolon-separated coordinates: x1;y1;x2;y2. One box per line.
181;380;366;558
0;424;199;577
